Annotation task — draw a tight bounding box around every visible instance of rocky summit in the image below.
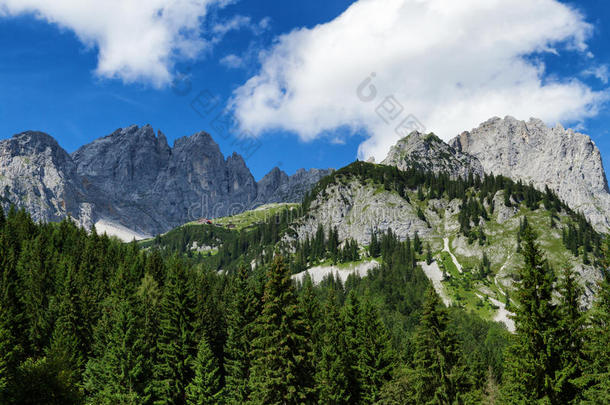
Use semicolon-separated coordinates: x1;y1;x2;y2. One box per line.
0;125;332;239
2;116;610;239
450;116;610;232
382;131;484;178
379;117;610;233
0;131;93;229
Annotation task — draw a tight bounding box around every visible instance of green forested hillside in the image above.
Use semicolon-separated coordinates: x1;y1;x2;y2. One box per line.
146;161;603;326
1;194;609;403
1;162;608;404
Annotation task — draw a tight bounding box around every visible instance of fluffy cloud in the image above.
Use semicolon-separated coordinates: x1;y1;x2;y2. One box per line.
0;0;233;86
230;0;608;161
220;54;245;69
583;65;609;84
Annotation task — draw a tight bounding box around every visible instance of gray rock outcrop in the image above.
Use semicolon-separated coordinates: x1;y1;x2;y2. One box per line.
1;125;333;238
0;131;93;229
257;167;333;204
382;131;483;178
450;116;610;232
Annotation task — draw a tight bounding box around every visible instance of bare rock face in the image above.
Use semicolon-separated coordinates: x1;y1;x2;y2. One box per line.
450;116;610;232
257;167;333;205
382;131;483;178
289;179;433;246
0;131;93;229
72;124;171;202
1;125;332;238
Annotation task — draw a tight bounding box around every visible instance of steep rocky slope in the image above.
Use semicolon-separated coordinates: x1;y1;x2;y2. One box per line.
0;131;93;228
257;167;333;204
1;125;331;239
382;131;483;178
450;116;610;232
154;161;603;328
283;162;602;323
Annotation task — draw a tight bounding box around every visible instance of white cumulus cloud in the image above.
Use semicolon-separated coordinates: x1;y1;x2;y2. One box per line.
0;0;234;86
230;0;608;161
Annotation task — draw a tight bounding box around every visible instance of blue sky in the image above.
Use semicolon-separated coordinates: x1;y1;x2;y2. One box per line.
0;0;609;179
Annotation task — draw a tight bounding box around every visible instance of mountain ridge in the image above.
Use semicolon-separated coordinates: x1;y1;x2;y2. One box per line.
0;125;332;239
450;116;610;232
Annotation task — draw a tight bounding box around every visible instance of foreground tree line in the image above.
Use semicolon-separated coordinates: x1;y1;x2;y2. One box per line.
0;206;609;404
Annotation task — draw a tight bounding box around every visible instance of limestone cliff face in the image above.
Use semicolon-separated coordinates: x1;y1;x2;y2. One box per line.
382;131;483;178
288;179;433;246
450;116;610;232
1;125;332;238
0;131;93;229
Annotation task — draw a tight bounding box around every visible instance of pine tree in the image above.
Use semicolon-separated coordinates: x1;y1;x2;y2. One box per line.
357;300;394;403
46;263;85;383
501;224;560;404
0;310;21;402
369;231;381;258
18;235;54;355
553;267;585;404
577;246;610;403
409;287;469;404
342;291;365;403
316;290;351;404
84;297;150;405
299;273;321;358
425;242;433;265
152;258;198;405
248;257;314;404
224;266;261;404
413;231;422;255
185;337;222;405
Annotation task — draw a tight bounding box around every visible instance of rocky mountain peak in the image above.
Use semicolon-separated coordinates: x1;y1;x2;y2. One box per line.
256;167;333;205
0;131;90;228
450;116;610;231
8;131;66;156
382;131;483;178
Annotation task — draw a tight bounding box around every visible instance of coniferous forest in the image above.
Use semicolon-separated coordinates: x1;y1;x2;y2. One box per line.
0;201;609;405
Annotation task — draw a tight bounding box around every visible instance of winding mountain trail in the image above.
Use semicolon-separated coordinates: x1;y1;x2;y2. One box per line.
494;253;512;297
443;237;463;273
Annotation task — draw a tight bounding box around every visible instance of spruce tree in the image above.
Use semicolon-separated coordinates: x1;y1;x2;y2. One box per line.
248;257;314;404
425;242;433;265
0;310;20;403
554;267;585;403
357;300;394;403
185;337;222;405
224;266;261;404
152;258;198;405
299;273;321;358
578;252;610;403
342;291;365;403
409;287;469;404
18;236;54;355
84;297;149;404
413;231;422;255
369;232;380;258
501;224;559;404
46;263;85;383
316;290;350;404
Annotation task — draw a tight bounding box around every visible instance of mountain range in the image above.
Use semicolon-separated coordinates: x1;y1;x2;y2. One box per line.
1;116;609;242
0;124;331;240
